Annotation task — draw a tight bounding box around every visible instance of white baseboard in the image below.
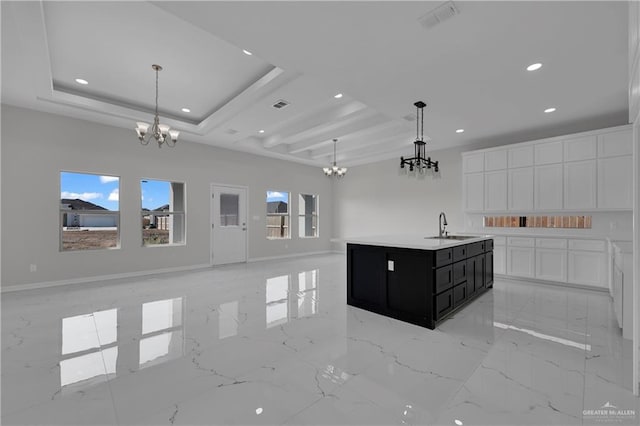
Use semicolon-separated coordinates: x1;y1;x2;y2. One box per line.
494;274;609;293
248;250;337;263
1;263;211;293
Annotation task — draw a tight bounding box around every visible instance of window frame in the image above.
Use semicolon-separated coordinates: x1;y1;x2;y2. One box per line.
140;178;186;247
266;190;291;240
59;171;121;252
298;193;319;239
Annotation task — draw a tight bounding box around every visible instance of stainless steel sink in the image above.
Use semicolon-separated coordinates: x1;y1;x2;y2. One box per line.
426;235;477;240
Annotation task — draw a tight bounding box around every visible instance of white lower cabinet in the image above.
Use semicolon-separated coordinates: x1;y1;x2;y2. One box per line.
493;245;506;275
506;246;535;278
535;248;567;282
567;250;606;289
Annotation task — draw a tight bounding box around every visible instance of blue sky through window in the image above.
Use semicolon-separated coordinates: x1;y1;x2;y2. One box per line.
60;172;119;211
266;191;288;203
60;172;171;211
141;180;170;210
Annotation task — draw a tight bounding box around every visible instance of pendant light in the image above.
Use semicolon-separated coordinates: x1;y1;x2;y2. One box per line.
400;101;438;173
323;139;347;178
135;64;179;148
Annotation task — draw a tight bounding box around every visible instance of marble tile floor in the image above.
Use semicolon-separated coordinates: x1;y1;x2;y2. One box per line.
1;253;638;425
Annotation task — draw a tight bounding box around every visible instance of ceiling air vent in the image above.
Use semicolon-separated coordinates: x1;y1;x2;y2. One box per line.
418;1;459;30
272;99;290;109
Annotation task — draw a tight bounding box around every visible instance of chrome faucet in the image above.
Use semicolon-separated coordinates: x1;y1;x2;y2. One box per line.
439;212;448;238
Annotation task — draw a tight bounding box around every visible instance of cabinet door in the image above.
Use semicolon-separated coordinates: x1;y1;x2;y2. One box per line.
387;250;429;317
508;167;534;211
564;135;596;161
348;246;386;307
466;257;477;298
484;170;507;211
464;173;484;211
535;140;563;165
597;156;632;209
453;283;467;308
598;129;632;158
508;146;533;168
475;255;485;291
506;246;535;278
568;250;606;288
485;252;493;287
535;248;567;282
463;153;484;173
534;164;563;210
564;160;596;210
485;150;507;171
493;245;506;275
434;290;454;321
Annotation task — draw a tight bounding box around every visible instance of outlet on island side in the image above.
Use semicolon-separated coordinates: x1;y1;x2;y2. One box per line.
29;264;37;272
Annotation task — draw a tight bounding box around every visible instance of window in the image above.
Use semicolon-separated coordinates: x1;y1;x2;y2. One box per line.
298;194;318;238
266;191;290;239
141;179;185;246
60;172;120;251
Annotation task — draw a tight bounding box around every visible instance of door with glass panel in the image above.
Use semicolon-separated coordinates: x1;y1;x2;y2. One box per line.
211;185;247;265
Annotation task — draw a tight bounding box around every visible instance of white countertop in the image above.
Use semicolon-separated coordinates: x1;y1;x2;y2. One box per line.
345;234;493;251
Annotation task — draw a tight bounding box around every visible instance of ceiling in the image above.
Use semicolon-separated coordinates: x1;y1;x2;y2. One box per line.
1;1;629;167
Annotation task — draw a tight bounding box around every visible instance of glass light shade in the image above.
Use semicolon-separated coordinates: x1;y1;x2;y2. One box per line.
169;130;180;141
158;124;170;134
136;122;149;132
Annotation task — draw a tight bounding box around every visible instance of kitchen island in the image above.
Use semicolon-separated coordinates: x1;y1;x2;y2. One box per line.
346;235;494;329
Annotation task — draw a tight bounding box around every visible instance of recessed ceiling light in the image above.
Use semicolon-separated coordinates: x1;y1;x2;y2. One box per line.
242;49;252;56
454;420;463;426
334;93;343;99
181;108;191;113
544;107;556;113
258;129;265;134
456;129;464;133
75;78;88;85
526;62;542;71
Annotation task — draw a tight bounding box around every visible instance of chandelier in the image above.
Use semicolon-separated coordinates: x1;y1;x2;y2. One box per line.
135;64;179;148
400;101;438;173
323;139;347;178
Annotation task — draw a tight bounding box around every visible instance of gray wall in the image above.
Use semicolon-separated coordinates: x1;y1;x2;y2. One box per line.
333;146;465;248
1;105;333;288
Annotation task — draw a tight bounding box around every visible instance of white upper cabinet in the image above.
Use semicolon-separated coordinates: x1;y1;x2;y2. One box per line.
462;125;631;212
534;141;563;165
534;164;563;210
508;146;534;168
464;172;484;211
598;156;633;209
597;129;632;158
564;160;596;209
463;153;484;174
484;150;507;171
508;167;534;211
484;171;507;211
564;135;597;162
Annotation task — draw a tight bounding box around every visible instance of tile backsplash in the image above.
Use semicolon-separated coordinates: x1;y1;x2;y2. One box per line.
483;215;592;229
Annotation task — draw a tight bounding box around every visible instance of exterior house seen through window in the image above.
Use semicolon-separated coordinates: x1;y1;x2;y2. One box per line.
60;171;120;251
141;179;185;246
298;194;318;238
266;191;290;239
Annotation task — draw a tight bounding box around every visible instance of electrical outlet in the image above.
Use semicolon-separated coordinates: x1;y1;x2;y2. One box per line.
29;264;37;272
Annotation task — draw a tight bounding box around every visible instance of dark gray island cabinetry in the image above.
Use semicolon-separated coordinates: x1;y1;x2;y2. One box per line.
346;236;493;329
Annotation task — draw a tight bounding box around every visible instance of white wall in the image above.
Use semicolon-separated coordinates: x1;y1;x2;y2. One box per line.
333;146;465;248
1;105;334;288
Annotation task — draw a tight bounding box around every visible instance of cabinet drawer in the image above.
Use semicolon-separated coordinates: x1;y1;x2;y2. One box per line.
452;245;467;262
507;237;535;247
493;236;506;246
434;265;453;294
484;239;494;251
467;241;485;257
536;238;567;249
435;249;453;267
434;289;453;320
568;239;605;252
453;283;467;308
453;261;466;285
